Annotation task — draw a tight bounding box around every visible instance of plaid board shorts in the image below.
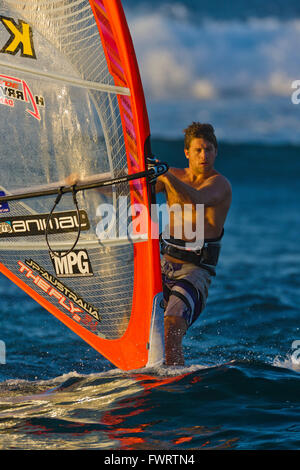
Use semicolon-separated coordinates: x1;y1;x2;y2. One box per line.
161;256;213;329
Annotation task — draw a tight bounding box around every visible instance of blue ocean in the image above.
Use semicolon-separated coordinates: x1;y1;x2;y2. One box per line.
1;0;300;452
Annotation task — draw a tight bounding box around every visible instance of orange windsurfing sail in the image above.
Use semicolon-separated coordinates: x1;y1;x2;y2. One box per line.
0;0;165;371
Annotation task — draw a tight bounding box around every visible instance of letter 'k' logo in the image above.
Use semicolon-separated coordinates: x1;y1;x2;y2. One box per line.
0;16;36;59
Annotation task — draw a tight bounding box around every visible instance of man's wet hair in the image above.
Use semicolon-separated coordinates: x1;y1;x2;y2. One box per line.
184;122;218;150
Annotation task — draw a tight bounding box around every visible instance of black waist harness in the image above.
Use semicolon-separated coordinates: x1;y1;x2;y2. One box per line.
160;230;224;276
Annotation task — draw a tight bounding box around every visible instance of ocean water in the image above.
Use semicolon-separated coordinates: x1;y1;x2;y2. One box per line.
1;141;300;451
1;0;300;453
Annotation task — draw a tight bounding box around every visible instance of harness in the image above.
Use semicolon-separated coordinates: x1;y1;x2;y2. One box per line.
160;229;224;276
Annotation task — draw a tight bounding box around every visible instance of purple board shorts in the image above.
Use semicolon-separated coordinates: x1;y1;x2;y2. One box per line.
161;256;213;329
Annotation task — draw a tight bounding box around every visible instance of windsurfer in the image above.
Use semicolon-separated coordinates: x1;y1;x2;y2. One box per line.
156;122;232;366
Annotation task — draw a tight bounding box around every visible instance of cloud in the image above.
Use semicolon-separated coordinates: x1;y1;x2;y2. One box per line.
128;13;300;101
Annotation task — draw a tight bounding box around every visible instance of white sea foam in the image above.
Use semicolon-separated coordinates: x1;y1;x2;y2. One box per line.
273;351;300;373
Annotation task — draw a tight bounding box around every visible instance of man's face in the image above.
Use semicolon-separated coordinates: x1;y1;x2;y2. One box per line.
184;137;217;175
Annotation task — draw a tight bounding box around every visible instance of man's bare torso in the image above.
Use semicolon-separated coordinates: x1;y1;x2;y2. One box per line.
165;167;231;240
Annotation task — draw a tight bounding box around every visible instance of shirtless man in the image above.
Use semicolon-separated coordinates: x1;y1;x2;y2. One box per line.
156;122;232;366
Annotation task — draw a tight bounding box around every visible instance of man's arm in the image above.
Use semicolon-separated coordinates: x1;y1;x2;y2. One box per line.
155;178;166;193
158;172;231;206
155;167;180;194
